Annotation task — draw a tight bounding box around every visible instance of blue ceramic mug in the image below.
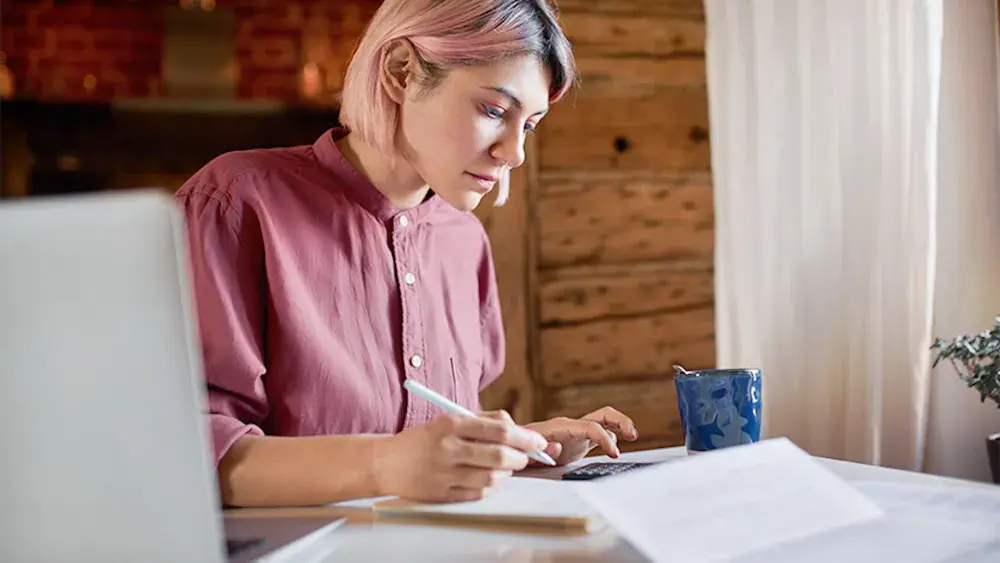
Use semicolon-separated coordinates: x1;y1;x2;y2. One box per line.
674;368;762;453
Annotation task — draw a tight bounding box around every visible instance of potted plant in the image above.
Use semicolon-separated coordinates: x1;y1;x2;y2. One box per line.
930;316;1000;484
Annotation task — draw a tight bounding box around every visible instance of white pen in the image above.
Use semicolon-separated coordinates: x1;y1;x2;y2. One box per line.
403;378;557;466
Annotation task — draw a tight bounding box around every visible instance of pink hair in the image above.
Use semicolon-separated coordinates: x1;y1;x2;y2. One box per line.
340;0;576;206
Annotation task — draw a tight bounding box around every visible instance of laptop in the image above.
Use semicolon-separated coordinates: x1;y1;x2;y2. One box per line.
0;190;345;562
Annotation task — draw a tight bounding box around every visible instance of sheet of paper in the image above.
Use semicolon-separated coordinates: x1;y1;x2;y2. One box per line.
733;510;998;563
736;481;1000;562
386;476;597;519
574;437;885;563
854;480;1000;526
856;481;1000;561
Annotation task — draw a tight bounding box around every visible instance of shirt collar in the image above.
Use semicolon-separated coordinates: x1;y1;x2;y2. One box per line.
312;128;447;226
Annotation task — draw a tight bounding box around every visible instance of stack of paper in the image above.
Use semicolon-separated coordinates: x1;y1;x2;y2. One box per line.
373;477;603;534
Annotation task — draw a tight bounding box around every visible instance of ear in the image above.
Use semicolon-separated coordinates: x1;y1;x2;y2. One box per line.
379;38;419;105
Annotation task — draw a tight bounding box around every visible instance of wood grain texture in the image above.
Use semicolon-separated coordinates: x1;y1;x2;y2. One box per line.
540;306;715;387
542;379;685;444
523;135;546;423
576;57;706;96
556;0;705;19
560;11;705;57
475;153;534;424
617;436;686;453
539;259;714;325
537;170;713;268
538;88;710;171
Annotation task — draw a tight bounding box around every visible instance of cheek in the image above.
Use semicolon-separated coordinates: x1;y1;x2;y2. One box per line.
400;104;442;146
424;100;493;150
440;111;494;156
401;101;495;176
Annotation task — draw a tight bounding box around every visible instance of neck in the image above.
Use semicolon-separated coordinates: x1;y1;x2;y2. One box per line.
337;132;431;211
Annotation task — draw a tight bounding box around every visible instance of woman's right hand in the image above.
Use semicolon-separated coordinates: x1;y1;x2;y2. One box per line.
373;411;549;502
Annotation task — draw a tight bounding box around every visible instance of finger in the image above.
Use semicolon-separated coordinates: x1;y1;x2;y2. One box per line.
584;407;639;441
444;486;491;503
479;409;515;425
546;419;621;458
453;467;512;490
605;427;619;449
451;439;530;470
455;416;548;452
586;407;638;440
527;442;564;468
544;441;563;460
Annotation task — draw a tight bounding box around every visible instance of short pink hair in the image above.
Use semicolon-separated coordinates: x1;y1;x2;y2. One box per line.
340;0;576;206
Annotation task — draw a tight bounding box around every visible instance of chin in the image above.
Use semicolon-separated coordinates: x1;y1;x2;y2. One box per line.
439;191;485;212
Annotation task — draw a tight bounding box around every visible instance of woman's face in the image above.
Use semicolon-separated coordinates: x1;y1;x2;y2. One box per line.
396;53;551;211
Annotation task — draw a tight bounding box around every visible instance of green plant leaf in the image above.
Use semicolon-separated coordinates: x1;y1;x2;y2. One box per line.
931;318;1000;409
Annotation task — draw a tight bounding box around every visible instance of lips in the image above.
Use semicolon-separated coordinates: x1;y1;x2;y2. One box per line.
468;172;498;183
466;172;498;193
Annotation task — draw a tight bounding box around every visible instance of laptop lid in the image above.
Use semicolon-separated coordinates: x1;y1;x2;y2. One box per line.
0;190;226;562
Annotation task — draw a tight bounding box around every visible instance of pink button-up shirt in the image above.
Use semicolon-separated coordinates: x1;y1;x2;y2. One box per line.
173;128;505;465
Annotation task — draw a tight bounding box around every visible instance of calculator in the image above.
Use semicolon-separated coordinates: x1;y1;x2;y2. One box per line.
560;461;658;481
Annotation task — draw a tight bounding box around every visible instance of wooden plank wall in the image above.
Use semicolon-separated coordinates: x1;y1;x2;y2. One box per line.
480;0;714;453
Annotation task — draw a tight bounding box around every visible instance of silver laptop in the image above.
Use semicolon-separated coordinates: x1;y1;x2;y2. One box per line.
0;190;345;562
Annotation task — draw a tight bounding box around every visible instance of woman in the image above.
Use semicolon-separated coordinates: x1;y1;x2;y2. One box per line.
174;0;638;508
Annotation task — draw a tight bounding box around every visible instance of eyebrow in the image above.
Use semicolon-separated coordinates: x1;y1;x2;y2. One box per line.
485;86;548;116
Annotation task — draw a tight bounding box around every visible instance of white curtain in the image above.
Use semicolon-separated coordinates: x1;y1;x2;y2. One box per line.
705;0;944;470
924;0;1000;482
707;0;1000;480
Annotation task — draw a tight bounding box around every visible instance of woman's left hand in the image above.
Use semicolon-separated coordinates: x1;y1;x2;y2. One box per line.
523;407;639;466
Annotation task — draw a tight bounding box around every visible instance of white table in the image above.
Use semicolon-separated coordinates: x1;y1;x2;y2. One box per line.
230;446;996;562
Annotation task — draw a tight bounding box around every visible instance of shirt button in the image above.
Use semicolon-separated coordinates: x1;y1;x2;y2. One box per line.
398;214;409;228
403;272;416;285
410;355;423;368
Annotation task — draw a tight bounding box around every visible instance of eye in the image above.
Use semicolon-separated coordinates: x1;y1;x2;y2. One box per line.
524;122;537;133
480;104;505;119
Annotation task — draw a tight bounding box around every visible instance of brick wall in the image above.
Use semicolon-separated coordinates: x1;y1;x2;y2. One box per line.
0;0;380;102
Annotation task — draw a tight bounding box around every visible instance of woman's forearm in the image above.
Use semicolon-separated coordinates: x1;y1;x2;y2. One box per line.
217;434;390;507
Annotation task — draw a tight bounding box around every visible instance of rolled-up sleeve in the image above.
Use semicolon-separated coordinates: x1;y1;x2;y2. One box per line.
175;185;268;466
